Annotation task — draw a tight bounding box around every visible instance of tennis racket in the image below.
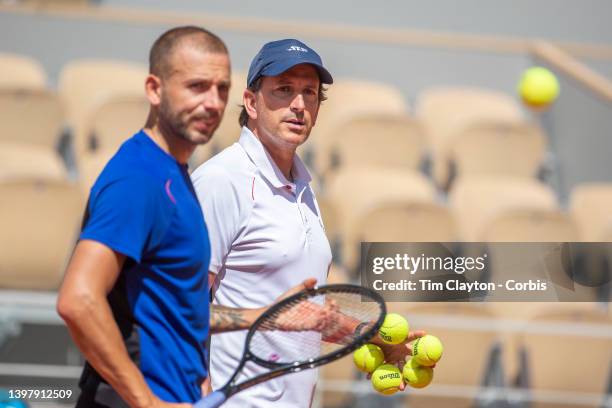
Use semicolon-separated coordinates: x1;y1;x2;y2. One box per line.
194;283;386;408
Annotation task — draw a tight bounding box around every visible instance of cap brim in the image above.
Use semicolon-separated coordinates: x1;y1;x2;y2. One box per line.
261;59;333;85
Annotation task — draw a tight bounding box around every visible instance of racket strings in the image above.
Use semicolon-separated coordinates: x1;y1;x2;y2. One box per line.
249;291;382;365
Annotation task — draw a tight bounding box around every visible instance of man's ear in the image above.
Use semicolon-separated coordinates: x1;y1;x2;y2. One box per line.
311;103;320;128
243;89;257;121
145;74;162;106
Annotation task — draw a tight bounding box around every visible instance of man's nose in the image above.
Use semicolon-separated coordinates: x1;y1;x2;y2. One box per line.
202;86;225;111
290;93;305;112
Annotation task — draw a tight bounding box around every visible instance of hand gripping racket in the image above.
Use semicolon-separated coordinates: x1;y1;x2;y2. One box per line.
195;283;386;408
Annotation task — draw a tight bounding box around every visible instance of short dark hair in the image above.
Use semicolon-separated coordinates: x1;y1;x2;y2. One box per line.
238;77;328;127
149;26;228;79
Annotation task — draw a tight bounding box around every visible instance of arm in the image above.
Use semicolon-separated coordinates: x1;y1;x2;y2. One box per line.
208;271;263;334
208;276;319;334
57;240;188;408
210;304;264;334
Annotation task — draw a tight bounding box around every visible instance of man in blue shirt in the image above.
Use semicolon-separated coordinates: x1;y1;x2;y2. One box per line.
56;26;291;408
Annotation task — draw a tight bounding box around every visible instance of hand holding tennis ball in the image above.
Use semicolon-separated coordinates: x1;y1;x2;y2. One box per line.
411;334;443;366
403;357;434;388
378;313;409;344
371;364;403;395
353;344;385;373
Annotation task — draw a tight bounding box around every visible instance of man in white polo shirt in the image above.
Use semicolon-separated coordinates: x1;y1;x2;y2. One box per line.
191;38;333;407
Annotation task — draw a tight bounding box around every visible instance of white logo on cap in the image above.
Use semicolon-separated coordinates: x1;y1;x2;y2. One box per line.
287;46;308;52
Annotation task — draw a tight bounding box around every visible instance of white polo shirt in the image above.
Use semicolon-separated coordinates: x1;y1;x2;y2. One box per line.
191;127;332;408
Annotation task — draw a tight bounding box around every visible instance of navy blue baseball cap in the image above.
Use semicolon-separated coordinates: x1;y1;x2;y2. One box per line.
247;39;333;87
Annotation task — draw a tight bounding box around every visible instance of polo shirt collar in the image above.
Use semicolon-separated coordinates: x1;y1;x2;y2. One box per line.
238;126;312;188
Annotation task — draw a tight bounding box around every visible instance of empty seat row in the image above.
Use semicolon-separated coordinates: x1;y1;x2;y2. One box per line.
1;174;611;292
319;171;612;273
3;53;548;190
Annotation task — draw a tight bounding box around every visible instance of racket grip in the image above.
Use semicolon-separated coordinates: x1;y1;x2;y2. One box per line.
193;391;226;408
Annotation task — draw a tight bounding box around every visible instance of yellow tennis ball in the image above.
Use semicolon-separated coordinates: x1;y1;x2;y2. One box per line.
378;313;409;344
371;364;403;395
518;67;560;108
403;357;434;388
353;343;385;373
412;335;443;366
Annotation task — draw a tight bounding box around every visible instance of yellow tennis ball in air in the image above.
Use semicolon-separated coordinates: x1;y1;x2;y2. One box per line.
353;343;385;373
371;364;403;395
403;357;434;389
378;313;409;344
412;335;443;367
518;66;560;108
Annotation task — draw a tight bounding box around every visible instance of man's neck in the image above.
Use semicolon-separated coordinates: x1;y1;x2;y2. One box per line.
267;147;295;181
143;124;194;165
250;128;295;181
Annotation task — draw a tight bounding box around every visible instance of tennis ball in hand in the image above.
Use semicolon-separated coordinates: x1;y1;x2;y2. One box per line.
518;67;560;108
353;343;385;373
403;357;434;388
412;335;443;366
378;313;409;344
371;364;403;395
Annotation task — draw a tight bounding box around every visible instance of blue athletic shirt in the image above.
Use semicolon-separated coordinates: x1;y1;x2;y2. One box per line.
79;130;211;404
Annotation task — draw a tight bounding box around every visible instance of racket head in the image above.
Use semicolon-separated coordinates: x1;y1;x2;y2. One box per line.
244;284;386;370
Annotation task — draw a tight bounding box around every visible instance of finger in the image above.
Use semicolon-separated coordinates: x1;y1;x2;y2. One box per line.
302;277;317;289
399;380;406;391
278;278;318;301
405;330;427;343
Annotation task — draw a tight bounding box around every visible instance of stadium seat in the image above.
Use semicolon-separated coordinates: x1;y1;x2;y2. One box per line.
415;86;524;188
74;93;148;161
303;79;408;176
448;119;547;180
448;176;558;241
0;143;67;181
517;306;612;408
325;167;437;273
58;59;147;132
356;202;457;243
0;89;67;180
570;183;612;241
76;93;149;192
483;209;578;242
78;149;114;195
0;52;47;91
355;202;459;301
0;179;83;290
0;89;65;148
482;210;600;301
325;113;427;178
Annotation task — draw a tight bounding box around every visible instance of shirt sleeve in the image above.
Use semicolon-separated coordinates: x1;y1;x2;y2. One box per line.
80;175;170;263
191;164;247;275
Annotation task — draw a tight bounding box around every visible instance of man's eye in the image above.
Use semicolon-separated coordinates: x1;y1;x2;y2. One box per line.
278;86;292;93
